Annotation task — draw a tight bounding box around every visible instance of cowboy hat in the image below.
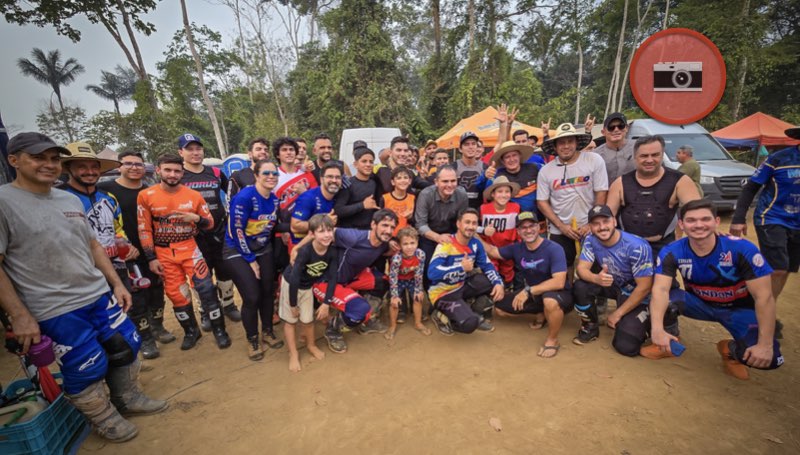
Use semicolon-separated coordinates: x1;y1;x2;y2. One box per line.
483;175;520;202
542;123;592;155
492;140;535;167
63;142;121;174
785;127;800;140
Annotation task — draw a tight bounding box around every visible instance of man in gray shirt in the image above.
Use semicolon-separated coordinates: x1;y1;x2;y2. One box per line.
594;112;635;184
0;133;166;442
415;165;468;285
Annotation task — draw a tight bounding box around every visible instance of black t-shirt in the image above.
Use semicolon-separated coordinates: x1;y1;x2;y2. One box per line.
334;175;383;229
181;166;229;234
228;167;256;200
285;242;338;306
97;180;146;251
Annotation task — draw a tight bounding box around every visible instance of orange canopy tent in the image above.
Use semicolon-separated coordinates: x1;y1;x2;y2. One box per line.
711;112;800;148
435;107;545;149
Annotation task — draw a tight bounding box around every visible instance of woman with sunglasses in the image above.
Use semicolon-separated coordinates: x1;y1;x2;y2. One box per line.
224;159;285;360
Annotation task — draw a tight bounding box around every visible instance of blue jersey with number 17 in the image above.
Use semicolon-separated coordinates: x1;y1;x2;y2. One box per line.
655;235;772;309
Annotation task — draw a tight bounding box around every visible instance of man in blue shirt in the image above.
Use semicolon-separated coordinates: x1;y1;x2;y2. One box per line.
649;200;783;380
572;205;680;356
291;162;342;245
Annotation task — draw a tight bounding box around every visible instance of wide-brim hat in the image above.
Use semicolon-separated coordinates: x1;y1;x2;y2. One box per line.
542;123;592;155
63;142;121;174
483;175;520;202
492;140;535;167
785;127;800;140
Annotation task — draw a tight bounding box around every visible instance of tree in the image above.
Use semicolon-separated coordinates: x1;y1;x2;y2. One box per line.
17;48;85;142
85;66;137;115
36;103;88;143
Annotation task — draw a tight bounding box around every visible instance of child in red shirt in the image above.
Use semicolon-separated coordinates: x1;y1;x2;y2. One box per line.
480;176;521;286
386;227;430;339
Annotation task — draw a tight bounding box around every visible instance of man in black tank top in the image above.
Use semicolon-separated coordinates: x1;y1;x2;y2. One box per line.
606;135;700;256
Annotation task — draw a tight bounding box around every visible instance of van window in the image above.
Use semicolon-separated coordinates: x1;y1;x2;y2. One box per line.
659;134;732;161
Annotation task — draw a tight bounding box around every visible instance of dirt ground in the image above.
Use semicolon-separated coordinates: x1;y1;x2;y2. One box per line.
1;215;799;454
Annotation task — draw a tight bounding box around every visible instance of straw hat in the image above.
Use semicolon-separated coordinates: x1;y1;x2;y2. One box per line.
492;140;535;167
542;123;592;155
483;175;520;202
63;142;121;173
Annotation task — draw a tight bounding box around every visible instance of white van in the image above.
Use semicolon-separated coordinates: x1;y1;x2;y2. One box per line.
627;119;755;211
339;127;402;174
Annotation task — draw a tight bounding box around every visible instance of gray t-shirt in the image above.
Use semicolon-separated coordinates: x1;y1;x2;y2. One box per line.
0;185;108;321
594;140;635;184
537;151;609;234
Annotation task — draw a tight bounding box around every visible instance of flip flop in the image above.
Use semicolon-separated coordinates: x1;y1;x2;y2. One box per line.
537;344;560;358
529;319;548;330
415;325;432;336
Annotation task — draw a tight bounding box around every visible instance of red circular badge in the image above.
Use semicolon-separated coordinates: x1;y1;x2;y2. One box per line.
630;28;726;125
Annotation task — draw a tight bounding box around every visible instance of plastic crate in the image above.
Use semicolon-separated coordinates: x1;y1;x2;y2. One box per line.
0;377;87;455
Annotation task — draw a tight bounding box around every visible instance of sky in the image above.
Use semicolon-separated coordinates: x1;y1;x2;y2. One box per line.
0;1;243;135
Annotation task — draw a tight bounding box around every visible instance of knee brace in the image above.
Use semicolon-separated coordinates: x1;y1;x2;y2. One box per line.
216;279;235;307
101;332;135;368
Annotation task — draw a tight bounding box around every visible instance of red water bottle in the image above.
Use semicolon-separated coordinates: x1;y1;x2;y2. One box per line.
115;236;131;259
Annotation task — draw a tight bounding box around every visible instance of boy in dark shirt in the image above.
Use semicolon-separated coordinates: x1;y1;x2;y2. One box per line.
334;147;382;229
279;214;336;372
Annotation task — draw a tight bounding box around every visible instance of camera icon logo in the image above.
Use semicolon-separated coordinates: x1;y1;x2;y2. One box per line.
653;61;703;92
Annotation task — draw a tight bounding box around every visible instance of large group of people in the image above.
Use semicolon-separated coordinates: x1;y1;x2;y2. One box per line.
0;109;795;443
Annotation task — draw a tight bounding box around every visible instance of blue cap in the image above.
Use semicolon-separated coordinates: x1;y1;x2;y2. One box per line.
178;133;203;149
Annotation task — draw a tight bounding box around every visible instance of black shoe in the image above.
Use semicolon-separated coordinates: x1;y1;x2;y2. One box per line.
140;338;160;359
573;323;599;345
213;327;232;349
431;310;454;336
151;322;176;344
200;313;212;332
181;327;202;351
262;330;284;349
223;304;242;322
477;318;495;332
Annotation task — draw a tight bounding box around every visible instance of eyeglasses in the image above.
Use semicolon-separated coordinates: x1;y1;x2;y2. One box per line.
121;162;145;168
261;170;279;177
607;124;626;131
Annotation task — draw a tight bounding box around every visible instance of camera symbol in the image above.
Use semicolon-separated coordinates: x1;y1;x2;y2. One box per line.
653;62;703;92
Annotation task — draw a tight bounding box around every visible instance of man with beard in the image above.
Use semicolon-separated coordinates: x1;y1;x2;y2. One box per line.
593;113;635;184
606;135;700;256
310;133;350;184
177;134;241;331
228;137;269;199
455;132;486;210
428;208;504;334
138;154;232;350
537;124;608;279
99;150;175;359
375;136;431;195
291;162;342;247
334;147;383;229
647;200;783;380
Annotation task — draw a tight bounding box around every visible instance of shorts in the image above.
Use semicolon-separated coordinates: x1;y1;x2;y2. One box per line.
755;224;800;273
495;289;574;315
549;233;578;267
278;276;315;324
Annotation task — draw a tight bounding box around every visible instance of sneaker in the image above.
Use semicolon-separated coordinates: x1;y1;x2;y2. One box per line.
640;343;675;360
247;336;264;361
180;327;202;351
717;339;749;380
140;338;160;360
213;328;232;349
359;317;388;335
431;310;454;336
199;313;212;333
572;324;599;345
262;330;285;349
324;331;347;354
477;318;495;332
223;304;242;322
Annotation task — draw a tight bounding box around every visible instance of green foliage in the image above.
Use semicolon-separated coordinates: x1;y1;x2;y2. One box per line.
35;104;87;143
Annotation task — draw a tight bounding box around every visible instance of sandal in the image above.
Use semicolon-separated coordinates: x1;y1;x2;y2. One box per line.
414;324;432;336
537;343;560;358
529;319;547;330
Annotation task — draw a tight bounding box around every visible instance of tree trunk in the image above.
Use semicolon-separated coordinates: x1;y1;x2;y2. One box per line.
731;0;751;121
180;0;227;158
233;0;254;104
432;0;441;59
54;94;74;143
617;0;654;111
113;98;121;117
607;0;629;117
663;0;670;30
468;0;476;52
575;41;584;125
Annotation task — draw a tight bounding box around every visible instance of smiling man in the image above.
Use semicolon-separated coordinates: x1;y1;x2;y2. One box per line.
593;112;635;184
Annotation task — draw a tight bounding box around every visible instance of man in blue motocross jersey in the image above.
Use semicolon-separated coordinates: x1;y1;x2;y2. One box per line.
648;199;783;380
572;205;681;355
290;162;342;245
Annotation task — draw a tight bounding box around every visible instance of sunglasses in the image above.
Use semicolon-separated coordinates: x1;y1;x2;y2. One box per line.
261;170;279;177
607;124;626;131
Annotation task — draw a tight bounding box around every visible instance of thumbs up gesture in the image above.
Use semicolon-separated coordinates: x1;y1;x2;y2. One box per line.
596;264;614;287
461;254;474;273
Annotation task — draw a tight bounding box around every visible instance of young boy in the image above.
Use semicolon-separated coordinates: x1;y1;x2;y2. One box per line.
279;214;336;372
480;176;521;286
383;166;416;237
386;227;430;339
427;148;451;183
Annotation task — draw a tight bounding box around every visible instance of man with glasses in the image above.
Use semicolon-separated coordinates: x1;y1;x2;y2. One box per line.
593;113;635;184
291;162;343;247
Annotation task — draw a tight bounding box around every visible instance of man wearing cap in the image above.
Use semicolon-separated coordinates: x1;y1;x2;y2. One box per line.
483;211;573;358
593;113;635;184
537;123;609;278
484;140;540;214
177;133;242;330
606;135;700;256
731;127;800;308
60;143;162;360
572;204;680;353
456;131;487;210
0;133;166;442
422;139;438;171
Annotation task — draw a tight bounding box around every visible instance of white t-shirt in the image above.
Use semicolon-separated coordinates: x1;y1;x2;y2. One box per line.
537;151;609;234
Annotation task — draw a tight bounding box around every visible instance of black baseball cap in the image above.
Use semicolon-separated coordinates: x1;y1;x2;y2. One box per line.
460;131;479;147
603;112;628;129
587;204;614;221
516;211;539;225
8;132;70;156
